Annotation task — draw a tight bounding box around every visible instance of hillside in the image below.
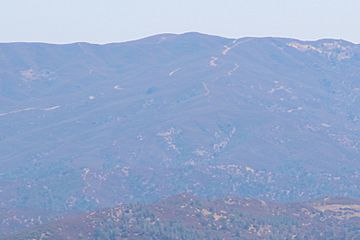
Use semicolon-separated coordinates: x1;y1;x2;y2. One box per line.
0;32;360;236
7;195;360;240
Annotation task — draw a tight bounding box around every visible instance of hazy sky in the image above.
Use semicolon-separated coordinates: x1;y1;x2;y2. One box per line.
1;0;359;43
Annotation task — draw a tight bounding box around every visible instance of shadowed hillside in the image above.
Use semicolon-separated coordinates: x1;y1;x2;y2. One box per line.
6;195;360;240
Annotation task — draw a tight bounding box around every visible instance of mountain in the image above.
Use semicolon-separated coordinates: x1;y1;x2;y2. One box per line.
0;32;360;236
7;195;360;240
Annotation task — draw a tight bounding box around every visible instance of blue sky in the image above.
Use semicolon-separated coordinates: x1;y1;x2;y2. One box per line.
1;0;359;43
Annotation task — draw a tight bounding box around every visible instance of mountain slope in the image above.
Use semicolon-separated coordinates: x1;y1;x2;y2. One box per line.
7;195;360;240
0;33;360;220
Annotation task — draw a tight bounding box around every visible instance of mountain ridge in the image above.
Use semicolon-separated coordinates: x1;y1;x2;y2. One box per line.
0;32;360;236
0;32;358;46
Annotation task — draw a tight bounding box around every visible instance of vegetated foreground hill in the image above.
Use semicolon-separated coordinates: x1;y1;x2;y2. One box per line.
0;33;360;235
7;195;360;240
